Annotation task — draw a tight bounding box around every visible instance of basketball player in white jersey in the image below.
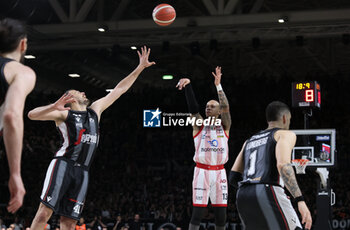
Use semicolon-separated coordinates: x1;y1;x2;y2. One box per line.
0;18;36;213
177;67;231;230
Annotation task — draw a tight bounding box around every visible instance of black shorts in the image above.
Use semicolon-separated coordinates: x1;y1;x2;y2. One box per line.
236;184;302;230
40;158;89;220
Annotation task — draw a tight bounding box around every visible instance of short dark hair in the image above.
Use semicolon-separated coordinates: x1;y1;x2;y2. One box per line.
0;18;27;53
265;101;290;122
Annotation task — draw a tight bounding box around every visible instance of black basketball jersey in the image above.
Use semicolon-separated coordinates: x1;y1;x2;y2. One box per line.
241;128;283;186
0;56;12;106
55;108;99;169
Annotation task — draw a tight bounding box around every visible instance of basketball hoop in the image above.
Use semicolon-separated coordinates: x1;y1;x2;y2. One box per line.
292;159;309;174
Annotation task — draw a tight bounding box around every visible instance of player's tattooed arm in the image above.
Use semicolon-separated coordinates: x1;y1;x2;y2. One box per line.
276;131;303;198
217;89;231;129
212;66;231;130
280;163;302;198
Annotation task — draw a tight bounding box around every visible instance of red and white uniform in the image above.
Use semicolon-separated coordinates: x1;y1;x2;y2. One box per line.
192;125;229;207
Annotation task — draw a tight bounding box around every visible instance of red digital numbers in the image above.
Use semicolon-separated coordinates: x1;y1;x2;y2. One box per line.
305;90;314;102
318;91;321;104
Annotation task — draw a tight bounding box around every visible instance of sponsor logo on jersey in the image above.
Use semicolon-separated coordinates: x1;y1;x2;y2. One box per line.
220;179;227;183
47;196;52;202
221;185;227;190
201;147;225;153
74;129;97;145
195;196;203;201
81;133;98;144
208;139;218;147
194;188;206;191
73;114;82;122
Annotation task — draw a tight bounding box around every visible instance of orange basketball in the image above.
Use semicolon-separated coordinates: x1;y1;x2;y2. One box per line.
152;4;176;26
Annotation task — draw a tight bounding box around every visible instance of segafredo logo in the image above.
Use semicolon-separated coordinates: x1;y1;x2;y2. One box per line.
143;108;221;127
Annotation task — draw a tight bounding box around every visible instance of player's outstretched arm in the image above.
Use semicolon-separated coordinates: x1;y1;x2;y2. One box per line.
176;78;203;134
275;130;312;230
3;64;36;213
212;66;231;132
28;93;75;123
90;46;155;117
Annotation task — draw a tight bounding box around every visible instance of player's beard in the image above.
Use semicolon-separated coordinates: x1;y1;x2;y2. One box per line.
82;98;90;106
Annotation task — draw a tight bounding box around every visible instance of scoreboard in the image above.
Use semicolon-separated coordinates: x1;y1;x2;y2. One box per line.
292;81;321;108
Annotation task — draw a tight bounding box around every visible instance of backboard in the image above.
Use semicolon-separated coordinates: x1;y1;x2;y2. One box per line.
291;129;336;167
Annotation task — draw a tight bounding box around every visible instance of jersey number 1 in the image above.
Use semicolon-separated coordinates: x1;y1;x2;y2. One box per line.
247;150;257;176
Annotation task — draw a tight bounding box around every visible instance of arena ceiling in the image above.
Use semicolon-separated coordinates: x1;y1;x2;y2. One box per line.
1;0;350;94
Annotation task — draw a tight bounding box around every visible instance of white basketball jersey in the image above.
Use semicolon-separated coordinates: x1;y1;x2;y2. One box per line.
193;125;229;165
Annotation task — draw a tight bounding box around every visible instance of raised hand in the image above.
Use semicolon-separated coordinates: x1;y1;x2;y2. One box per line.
176;78;191;90
137;46;156;68
211;66;222;86
53;93;76;111
7;174;26;213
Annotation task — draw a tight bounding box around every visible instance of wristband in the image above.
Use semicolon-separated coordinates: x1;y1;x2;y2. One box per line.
216;84;223;91
294;196;305;203
228;171;242;189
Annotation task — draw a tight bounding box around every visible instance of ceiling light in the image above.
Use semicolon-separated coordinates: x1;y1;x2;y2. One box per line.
106;89;113;92
68;74;80;78
131;46;137;50
278;16;288;24
97;24;108;32
24;55;36;59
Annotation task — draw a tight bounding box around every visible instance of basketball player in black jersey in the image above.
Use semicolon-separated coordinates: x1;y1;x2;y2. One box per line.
0;18;36;213
229;101;312;230
28;46;155;230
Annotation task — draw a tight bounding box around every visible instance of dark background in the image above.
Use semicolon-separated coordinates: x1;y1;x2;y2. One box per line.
1;0;350;229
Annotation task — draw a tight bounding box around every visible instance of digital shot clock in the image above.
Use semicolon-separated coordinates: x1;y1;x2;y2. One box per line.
292;81;321;108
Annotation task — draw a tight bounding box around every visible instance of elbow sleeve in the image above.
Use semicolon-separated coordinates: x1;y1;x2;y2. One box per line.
184;84;199;114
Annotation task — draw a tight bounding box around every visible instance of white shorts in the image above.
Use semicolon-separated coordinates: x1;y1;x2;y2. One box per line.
192;166;228;207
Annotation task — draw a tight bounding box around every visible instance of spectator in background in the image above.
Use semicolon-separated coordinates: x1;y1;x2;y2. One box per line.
128;214;144;230
89;217;106;230
11;217;22;230
7;224;15;230
76;218;86;230
112;215;124;230
0;218;6;230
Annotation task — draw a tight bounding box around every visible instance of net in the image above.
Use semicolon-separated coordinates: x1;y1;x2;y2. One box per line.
292;159;309;174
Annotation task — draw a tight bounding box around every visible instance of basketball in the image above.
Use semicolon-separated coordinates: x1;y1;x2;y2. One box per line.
152;4;176;26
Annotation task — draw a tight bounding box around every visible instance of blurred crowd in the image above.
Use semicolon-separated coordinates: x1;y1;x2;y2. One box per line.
1;72;350;230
